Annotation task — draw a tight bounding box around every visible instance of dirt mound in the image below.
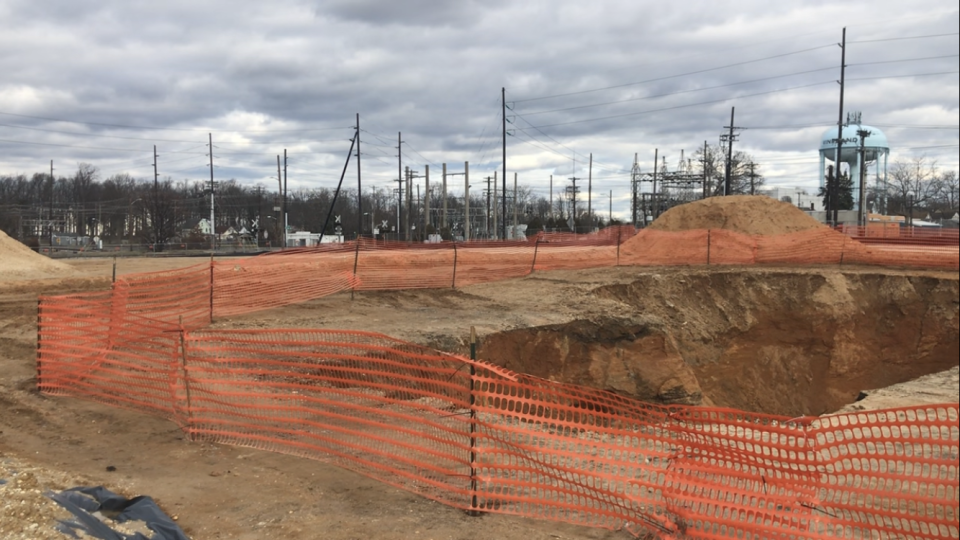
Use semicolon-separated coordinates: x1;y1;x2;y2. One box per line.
0;230;74;280
648;195;825;235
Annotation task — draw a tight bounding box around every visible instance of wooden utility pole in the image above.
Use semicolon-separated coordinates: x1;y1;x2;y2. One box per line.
724;108;735;196
485;175;493;238
652;148;659;219
501;88;507;241
747;162;757;195
832;27;847;226
405;166;412;241
275;155;282;246
208;133;215;251
397;133;403;236
442;163;448;229
857;128;870;226
587;153;593;227
513;172;518;235
549;174;553;221
702;141;709;198
356;114;362;238
423;165;429;234
492;171;498;237
153;145;159;246
464;162;471;241
283;149;288;246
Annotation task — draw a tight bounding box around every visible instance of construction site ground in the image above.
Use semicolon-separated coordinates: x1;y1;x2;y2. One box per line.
2;255;958;539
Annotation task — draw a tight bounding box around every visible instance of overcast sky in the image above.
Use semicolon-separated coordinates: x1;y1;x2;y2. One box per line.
1;0;957;218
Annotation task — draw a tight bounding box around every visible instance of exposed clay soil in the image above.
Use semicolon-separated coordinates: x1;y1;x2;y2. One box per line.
0;230;75;280
647;195;825;235
1;254;958;539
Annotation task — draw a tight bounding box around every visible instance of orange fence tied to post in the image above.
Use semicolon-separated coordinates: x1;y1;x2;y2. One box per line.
36;225;959;539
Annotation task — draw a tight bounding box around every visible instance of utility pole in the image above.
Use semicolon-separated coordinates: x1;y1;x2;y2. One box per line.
702;141;709;198
208;133;215;251
857;127;871;226
631;153;639;227
397;132;403;238
356;114;363;238
153;145;159;247
423;164;429;235
652;148;659;220
256;185;262;247
566;176;580;232
442;163;448;230
501;87;507;241
49;160;54;243
464;161;471;241
722;107;741;196
484;175;493;238
609;190;613;222
276;155;282;246
587;153;593;228
832;27;847;227
513;172;518;235
549;174;554;221
492;171;498;237
283;149;288;246
747;162;758;196
405;166;412;241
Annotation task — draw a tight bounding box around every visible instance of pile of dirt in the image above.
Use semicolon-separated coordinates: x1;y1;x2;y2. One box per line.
0;230;74;280
648;195;825;235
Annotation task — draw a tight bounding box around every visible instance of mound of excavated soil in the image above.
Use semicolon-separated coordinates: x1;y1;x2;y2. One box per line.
648;195;825;235
0;230;74;280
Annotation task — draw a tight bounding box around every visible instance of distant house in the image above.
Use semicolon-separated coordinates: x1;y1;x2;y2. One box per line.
181;218;213;238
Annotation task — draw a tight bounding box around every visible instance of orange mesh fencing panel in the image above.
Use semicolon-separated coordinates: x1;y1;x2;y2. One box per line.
755;229;851;266
118;263;213;329
452;245;537;287
706;229;757;265
38;311;959;539
355;247;456;290
533;244;619;272
213;254;359;318
845;244;960;270
811;407;959;540
181;329;480;510
38;289;184;422
619;230;710;266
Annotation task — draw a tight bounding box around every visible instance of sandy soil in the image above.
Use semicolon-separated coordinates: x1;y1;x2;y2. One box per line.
1;255;957;539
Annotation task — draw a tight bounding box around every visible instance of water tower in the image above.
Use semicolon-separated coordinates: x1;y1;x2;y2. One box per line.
818;116;890;214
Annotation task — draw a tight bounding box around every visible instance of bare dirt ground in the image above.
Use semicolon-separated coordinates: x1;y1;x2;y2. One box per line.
2;255;958;539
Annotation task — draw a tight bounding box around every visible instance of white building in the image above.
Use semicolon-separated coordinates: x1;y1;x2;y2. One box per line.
285;231;344;247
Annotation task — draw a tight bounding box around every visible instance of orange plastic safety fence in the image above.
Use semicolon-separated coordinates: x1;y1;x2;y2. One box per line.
36;225;958;538
41;325;958;538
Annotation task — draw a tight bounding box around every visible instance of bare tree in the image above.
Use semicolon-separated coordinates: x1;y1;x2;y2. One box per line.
888;157;938;216
693;144;764;196
72;163;99;237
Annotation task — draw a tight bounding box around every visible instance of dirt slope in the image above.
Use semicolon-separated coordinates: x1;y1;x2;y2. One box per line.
648;195;825;235
0;230;74;280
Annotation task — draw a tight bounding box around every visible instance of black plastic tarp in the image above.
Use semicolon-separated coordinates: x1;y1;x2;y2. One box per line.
48;486;189;540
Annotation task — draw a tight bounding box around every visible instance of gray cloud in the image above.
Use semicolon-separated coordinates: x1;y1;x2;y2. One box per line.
0;0;956;217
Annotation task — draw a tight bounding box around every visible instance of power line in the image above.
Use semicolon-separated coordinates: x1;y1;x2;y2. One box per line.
518;66;838;117
847;70;960;81
511;43;835;104
848;54;960;66
849;32;960;44
521;80;836;130
0;110;352;132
